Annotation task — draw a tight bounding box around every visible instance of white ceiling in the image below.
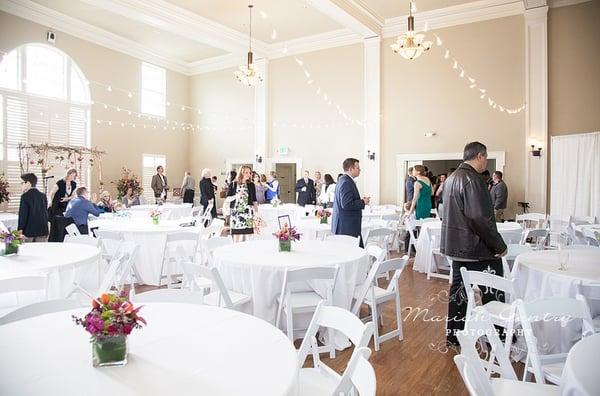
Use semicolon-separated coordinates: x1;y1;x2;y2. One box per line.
360;0;474;19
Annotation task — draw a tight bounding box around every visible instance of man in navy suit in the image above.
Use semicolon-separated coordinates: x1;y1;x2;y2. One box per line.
332;158;370;247
295;170;316;206
18;173;49;242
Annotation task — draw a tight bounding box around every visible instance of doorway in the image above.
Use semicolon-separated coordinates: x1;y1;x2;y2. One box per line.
275;163;297;203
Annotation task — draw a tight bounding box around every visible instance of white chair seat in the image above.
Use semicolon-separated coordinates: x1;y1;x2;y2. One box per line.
482;300;513;323
491;378;558;395
298;368;339;396
539;362;564;385
278;291;323;310
204;290;251;307
353;285;394;303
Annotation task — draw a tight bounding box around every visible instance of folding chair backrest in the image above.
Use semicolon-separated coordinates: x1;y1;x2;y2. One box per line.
569;215;595;226
181;261;233;307
333;347;376;396
502;230;523;245
0;298;82;325
366;245;385;266
366;228;394;239
378;256;409;292
457;307;518;380
284;266;339;289
505;243;532;259
64;235;100;247
453;354;495;396
97;242;138;294
516;213;546;229
65;223;81;236
460;267;517;302
521;228;548;245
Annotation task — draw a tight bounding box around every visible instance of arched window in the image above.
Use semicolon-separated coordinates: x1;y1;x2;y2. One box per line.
0;43;91;211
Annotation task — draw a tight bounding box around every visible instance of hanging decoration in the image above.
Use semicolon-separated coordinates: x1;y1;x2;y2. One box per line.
234;4;264;87
390;2;432;60
18;143;106;193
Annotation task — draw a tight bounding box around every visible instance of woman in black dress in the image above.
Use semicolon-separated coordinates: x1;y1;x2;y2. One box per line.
48;168;78;241
199;168;217;222
227;165;257;242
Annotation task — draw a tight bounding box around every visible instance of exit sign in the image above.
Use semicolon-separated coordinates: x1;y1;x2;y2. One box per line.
276;146;289;155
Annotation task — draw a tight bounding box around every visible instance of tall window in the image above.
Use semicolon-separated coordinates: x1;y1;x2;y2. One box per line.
141;62;165;117
0;44;91;212
142;153;166;203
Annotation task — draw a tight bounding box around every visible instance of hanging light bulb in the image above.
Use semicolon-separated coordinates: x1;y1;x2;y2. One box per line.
234;4;263;87
390;2;432;60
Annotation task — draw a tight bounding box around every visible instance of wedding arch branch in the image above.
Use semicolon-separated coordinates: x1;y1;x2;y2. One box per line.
17;143;106;194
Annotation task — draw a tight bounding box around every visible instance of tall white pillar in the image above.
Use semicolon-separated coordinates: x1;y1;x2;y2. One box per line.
254;58;269;174
363;36;381;204
524;5;548;213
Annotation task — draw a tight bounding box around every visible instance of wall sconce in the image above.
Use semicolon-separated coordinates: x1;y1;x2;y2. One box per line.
255;154;263;163
367;150;376;161
530;145;542;157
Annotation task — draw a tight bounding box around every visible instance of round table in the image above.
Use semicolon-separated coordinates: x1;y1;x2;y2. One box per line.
0;303;299;396
294;217;372;241
515;249;600;353
89;218;202;286
413;221;522;273
0;243;101;299
0;213;18;230
213;240;368;329
126;203;193;220
257;204;302;228
560;334;600;396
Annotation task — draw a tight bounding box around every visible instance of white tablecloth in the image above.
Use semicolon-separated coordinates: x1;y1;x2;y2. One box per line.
0;243;101;299
89;218;202;286
0;303;298;396
515;249;600;353
213;240;368;327
294;217;372;242
362;208;397;219
413;221;522;273
257;204;303;228
0;213;18;230
560;334;600;396
126;203;193;220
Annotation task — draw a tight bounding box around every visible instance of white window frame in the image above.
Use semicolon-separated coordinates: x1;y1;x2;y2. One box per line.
141;62;166;118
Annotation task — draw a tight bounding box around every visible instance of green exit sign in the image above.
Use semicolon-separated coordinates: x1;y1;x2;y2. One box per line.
276;146;289;155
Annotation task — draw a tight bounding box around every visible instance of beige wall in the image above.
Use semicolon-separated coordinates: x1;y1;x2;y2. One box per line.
381;15;526;217
548;1;600;136
0;11;190;198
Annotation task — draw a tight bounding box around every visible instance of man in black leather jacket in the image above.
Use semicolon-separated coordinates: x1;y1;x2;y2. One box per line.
440;141;507;345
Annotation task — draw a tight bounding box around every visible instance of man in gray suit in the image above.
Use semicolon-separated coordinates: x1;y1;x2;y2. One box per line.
151;165;169;204
490;171;508;222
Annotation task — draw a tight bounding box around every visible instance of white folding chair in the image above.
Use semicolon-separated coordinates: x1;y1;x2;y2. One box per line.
352;256;408;351
275;266;339;346
199;199;215;225
568;215;596;226
159;231;200;288
453;354;558;396
180;261;250;309
65;223;81;237
426;227;453;283
520;228;548;249
201;236;233;266
365;228;395;259
64;234;100;247
576;282;600;332
404;217;420;255
0;299;83;325
297;301;374;396
516;213;547;229
96;241;139;296
133;289;204;304
335;347;376;396
517;297;595;385
95;229;125;264
501;243;533;278
326;234;360;246
460;267;519;353
0;275;48;316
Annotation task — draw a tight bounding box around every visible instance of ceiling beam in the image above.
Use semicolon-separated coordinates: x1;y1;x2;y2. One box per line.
79;0;269;56
308;0;383;38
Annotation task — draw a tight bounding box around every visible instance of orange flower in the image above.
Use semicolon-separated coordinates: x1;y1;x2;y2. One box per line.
100;294;110;305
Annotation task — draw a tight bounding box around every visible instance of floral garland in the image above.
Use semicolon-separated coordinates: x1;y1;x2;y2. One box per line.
111;168;143;199
0;174;9;204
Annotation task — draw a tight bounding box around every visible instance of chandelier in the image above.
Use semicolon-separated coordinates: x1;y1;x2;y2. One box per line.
234;4;263;87
390;2;432;60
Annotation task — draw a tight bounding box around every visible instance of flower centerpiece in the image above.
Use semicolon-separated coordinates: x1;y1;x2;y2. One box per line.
73;290;145;367
111;168;143;200
273;224;301;252
0;173;10;205
316;207;331;224
0;229;24;255
253;216;265;234
149;209;162;225
271;198;282;208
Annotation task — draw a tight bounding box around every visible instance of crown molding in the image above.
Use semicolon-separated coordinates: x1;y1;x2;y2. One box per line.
79;0;268;56
0;0;191;75
187;54;241;75
383;0;524;38
309;0;383;38
548;0;591;8
268;29;362;59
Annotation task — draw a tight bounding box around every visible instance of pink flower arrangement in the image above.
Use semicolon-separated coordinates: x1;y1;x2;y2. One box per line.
316;207;331;219
273;224;301;242
149;209;162;219
0;228;24;247
73;290;145;340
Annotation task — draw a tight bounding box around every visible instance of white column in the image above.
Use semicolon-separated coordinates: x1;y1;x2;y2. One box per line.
363;36;381;204
524;5;548;213
254;58;269;174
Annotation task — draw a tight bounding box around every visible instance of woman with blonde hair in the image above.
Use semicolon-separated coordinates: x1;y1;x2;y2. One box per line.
227;165;258;241
253;173;267;204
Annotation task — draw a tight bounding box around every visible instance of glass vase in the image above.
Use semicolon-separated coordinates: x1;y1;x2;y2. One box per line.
2;243;19;256
92;335;128;367
152;217;159;225
278;240;291;252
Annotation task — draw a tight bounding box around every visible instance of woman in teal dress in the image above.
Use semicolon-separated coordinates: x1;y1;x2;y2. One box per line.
406;165;432;220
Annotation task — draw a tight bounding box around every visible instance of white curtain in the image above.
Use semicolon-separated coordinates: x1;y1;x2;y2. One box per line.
551;132;600;219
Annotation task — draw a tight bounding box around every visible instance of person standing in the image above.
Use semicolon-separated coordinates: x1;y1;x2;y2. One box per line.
314;171;323;203
490;171;508;222
404;165;432;220
64;187;101;235
435;173;447;211
48;168;78;242
253;174;267;204
151;165;168;204
332;158;370;247
265;171;280;202
318;174;336;208
180;171;196;204
18;173;49;242
405;167;416;202
440;142;507;346
227;165;258;242
295;170;315;206
199;168;217;220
